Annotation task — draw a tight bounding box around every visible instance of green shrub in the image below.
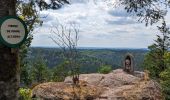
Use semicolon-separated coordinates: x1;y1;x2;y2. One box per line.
160;68;170;100
159;52;170;99
52;61;70;82
98;65;112;74
19;88;32;100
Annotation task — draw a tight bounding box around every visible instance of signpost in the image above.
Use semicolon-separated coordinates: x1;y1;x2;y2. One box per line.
0;16;28;48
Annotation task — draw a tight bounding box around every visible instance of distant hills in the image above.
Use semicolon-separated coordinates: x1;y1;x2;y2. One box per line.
27;47;148;73
32;46;148;50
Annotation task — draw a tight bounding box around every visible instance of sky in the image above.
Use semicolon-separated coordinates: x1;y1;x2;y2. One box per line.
31;0;170;48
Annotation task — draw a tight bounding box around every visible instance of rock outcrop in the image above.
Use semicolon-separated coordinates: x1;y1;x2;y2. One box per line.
32;82;103;100
32;69;163;100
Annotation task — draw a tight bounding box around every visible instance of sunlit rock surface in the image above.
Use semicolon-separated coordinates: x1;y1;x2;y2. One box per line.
32;69;163;100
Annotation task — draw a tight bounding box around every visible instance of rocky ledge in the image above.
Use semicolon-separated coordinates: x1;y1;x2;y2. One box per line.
32;69;163;100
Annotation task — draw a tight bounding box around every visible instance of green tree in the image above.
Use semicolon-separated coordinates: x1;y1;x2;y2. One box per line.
143;21;170;78
18;0;69;87
52;61;70;82
160;52;170;100
17;1;41;87
119;0;168;26
20;63;33;86
31;55;49;83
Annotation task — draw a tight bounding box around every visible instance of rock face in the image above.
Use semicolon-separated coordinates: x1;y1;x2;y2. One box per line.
32;82;103;100
32;69;163;100
65;69;141;88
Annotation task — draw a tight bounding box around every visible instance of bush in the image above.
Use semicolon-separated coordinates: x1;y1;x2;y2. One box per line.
52;61;70;82
159;52;170;99
160;68;170;100
98;65;112;74
19;88;32;100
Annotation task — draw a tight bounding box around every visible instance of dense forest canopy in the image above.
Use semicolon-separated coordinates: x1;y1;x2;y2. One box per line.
28;47;147;72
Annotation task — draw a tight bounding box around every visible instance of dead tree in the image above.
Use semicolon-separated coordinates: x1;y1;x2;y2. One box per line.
50;23;80;85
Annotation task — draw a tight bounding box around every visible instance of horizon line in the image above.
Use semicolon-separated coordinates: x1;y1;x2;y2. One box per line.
30;46;148;50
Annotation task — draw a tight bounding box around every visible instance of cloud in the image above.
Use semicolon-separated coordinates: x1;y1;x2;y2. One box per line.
106;17;137;25
107;8;129;17
31;0;163;48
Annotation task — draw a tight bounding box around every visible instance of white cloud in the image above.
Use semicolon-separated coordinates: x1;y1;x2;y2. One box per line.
31;0;168;48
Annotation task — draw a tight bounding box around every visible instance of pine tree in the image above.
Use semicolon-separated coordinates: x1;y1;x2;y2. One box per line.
143;21;170;78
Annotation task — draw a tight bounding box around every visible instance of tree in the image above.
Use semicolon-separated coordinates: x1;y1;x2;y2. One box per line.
119;0;168;26
52;61;70;82
31;55;49;83
0;0;69;99
17;1;41;87
0;1;20;99
50;23;80;85
143;21;170;78
17;0;70;87
20;62;33;87
160;52;170;99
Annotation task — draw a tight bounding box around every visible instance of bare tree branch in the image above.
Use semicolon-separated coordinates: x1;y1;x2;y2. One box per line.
50;23;80;85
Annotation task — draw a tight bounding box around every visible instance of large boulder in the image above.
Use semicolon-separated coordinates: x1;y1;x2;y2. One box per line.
96;80;162;100
31;82;103;100
65;73;105;86
32;69;163;100
65;69;141;88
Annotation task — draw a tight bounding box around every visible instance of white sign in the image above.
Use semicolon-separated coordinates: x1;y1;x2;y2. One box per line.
0;16;27;48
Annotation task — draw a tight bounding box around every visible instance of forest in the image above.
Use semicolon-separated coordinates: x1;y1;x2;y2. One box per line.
20;47;147;86
28;47;147;71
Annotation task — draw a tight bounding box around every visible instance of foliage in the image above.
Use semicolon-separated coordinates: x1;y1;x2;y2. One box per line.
143;21;170;78
17;0;69;87
28;47;147;73
119;0;168;26
98;65;112;74
52;61;70;82
160;52;170;100
164;52;170;67
143;21;170;99
21;54;51;87
19;47;148;86
160;67;170;100
20;64;33;86
143;45;164;78
19;88;32;100
17;0;41;87
31;55;50;83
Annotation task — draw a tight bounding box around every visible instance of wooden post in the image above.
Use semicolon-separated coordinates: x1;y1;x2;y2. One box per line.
0;0;19;100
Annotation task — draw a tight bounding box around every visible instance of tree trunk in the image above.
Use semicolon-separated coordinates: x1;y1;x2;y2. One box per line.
0;0;19;100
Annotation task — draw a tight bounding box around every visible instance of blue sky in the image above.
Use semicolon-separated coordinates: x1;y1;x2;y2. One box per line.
31;0;170;48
